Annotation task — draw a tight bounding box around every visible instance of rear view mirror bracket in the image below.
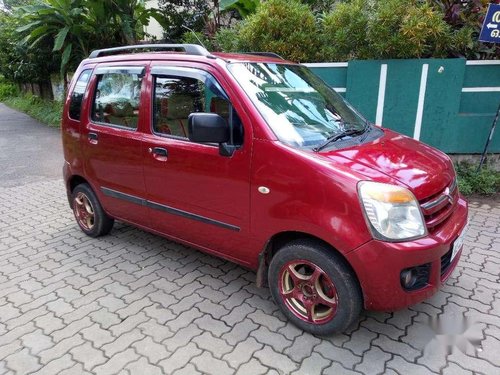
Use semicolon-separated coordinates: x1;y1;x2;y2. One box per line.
219;143;237;157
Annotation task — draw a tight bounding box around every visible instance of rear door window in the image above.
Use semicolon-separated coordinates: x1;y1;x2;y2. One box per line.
91;67;144;130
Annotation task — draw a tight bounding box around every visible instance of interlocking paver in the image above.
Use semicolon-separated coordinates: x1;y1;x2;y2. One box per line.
5;306;48;331
344;326;378;356
58;363;94;375
20;329;54;355
373;333;421;360
80;324;114;348
192;331;233;359
448;347;500;374
38;335;85;365
323;361;363;375
221;319;259;346
158;342;202;373
191;351;233;375
142;302;176;324
283;332;321;363
0;105;499;375
251;325;293;352
132;336;170;364
163;325;203;352
194;315;231;337
137;319;174;343
124;356;163;375
441;362;474;375
4;348;41;374
318;340;365;368
89;308;122;329
35;353;75;375
254;345;299;374
220;302;255;326
93;348;139;375
292;352;331;375
51;316;93;342
247;309;286;331
354;346;391;374
0;341;22;362
70;343;106;371
102;329;145;357
109;311;149;337
235;358;268;375
222;337;262;369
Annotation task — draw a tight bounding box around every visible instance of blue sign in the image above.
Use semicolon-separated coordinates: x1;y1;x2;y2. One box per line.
479;4;500;43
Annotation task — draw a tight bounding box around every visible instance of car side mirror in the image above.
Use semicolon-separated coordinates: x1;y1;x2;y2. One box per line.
188;113;229;144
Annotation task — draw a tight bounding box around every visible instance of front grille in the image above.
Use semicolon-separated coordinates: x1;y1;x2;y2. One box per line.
420;178;458;230
441;247;453;277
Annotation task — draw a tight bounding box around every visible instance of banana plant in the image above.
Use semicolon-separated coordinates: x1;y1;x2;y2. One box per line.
220;0;259;18
17;0;89;90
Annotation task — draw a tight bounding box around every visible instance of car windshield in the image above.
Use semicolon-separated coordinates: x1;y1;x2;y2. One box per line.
228;62;367;149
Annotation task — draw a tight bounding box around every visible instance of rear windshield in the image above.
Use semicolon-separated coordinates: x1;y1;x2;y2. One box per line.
228;63;367;149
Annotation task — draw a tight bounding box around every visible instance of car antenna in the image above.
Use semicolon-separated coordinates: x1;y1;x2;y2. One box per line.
181;25;207;49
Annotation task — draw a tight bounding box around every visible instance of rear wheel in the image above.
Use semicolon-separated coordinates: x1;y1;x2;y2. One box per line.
72;183;114;237
268;239;362;335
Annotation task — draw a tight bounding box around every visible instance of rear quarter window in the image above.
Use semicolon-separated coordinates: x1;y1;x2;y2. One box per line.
68;69;92;121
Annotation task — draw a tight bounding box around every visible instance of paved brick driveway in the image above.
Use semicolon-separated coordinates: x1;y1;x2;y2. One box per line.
1;106;499;374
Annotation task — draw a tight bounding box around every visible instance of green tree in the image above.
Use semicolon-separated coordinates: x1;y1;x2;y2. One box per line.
16;0;167;89
238;0;319;62
87;0;166;45
321;0;369;61
0;10;57;84
158;0;210;42
17;0;90;86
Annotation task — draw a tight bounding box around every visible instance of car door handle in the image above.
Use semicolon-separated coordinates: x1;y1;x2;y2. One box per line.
88;132;98;144
149;147;168;157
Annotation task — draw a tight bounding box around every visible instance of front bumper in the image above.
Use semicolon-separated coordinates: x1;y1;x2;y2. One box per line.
346;196;468;311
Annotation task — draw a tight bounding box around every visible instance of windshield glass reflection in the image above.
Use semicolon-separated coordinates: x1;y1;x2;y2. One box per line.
228;63;367;149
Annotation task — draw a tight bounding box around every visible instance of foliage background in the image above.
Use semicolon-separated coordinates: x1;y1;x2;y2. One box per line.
212;0;500;62
0;0;498;86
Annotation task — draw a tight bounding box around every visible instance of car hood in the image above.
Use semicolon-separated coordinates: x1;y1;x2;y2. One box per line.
321;128;454;200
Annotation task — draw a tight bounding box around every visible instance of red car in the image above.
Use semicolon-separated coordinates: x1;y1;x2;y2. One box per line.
62;44;469;335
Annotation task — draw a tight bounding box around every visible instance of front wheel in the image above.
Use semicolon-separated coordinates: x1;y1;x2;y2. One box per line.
268;239;362;335
72;183;114;237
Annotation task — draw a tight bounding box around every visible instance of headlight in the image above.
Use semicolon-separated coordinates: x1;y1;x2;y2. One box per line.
358;181;427;241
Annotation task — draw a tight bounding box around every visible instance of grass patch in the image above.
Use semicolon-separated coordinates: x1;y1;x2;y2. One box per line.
3;93;62;127
456;161;500;196
0;81;18;100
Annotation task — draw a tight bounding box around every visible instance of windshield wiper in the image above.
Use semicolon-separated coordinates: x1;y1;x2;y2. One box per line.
313;128;366;152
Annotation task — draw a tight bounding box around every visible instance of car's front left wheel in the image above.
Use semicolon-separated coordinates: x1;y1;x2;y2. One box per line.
268;239;362;336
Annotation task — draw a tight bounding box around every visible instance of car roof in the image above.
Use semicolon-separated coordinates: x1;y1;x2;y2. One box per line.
83;44;295;65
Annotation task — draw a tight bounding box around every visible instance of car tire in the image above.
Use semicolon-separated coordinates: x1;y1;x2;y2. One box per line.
268;239;362;335
72;183;114;237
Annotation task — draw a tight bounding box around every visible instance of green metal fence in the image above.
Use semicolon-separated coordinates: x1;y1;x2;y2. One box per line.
306;59;500;154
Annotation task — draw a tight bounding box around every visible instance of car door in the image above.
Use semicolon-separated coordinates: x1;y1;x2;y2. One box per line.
82;63;149;225
142;64;253;265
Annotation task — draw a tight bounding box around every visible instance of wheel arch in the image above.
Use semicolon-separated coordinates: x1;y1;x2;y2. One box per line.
256;231;362;292
66;174;90;208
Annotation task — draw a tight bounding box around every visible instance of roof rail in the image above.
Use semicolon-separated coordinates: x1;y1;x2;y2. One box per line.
240;52;284;60
88;44;210;59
